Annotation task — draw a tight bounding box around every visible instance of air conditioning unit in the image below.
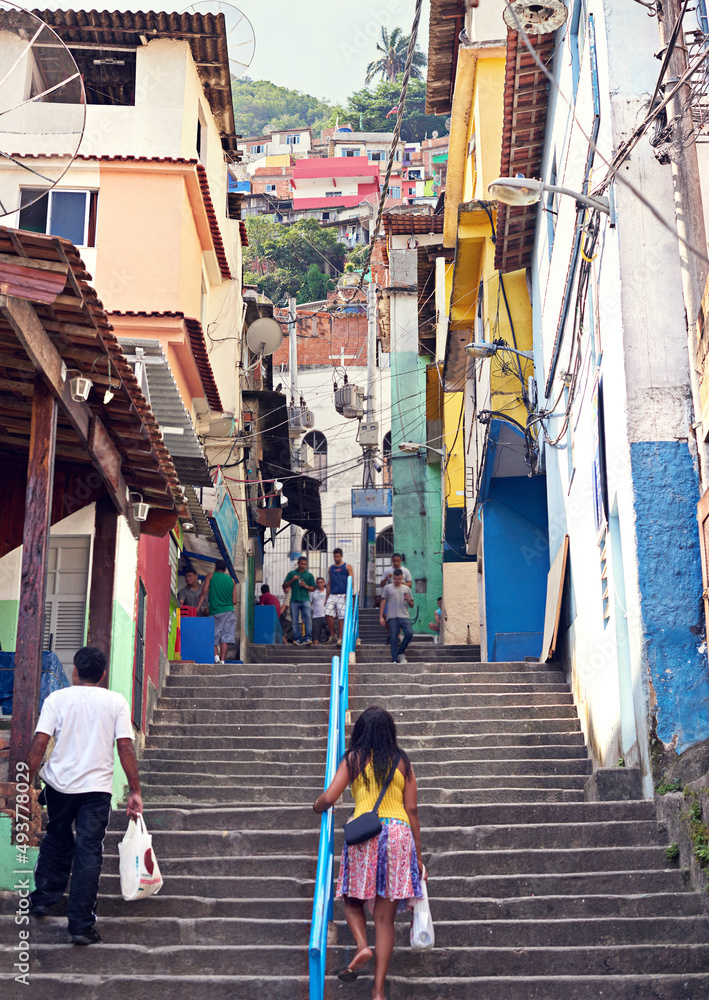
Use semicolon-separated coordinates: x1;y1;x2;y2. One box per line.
288;405;315;438
334;383;365;419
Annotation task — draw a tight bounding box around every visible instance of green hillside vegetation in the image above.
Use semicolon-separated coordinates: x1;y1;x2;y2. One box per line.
231;78;334;138
243;216;346;305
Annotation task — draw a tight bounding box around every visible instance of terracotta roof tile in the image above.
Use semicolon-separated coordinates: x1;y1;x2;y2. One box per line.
183;317;223;413
494;27;555;273
195;163;232;280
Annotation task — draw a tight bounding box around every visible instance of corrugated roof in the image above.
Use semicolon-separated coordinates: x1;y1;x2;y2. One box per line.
118;338;212;488
494;27;555;273
426;0;465;115
383;212;444;236
34;8;241;156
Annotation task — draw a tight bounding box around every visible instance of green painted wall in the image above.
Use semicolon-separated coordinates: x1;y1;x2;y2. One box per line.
109;599;135;806
0;815;38;893
391;350;443;633
0;600;18;652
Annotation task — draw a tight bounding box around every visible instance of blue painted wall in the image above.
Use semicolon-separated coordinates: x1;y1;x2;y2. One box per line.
484;475;549;659
631;441;709;752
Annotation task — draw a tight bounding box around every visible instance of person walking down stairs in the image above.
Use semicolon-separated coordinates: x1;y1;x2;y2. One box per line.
313;707;424;1000
379;569;415;664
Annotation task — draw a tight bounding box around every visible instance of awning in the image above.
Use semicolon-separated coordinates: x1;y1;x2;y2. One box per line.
118;338;212;487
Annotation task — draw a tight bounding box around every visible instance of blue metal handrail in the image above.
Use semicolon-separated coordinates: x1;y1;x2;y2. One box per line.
309;576;358;1000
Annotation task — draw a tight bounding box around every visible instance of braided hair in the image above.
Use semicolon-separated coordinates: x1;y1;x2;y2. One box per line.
344;706;411;789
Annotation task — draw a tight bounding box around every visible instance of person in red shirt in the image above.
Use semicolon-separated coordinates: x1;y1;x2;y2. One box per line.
258;584;281;618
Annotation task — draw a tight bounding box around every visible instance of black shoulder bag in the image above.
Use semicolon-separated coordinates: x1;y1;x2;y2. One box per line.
344;753;401;846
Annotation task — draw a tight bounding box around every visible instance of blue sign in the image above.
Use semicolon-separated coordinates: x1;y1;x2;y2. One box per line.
351;488;393;517
213;477;239;566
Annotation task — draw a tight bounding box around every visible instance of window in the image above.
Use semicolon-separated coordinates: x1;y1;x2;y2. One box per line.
570;0;588;98
303;430;327;491
321;211;330;220
36;48;137;106
546;152;559;259
344;148;361;157
196;106;207;164
250;143;266;154
368;151;385;162
19;189;98;247
265;183;276;192
286;134;301;145
382;431;392;487
325;191;342;198
408;169;422;179
387;185;401;199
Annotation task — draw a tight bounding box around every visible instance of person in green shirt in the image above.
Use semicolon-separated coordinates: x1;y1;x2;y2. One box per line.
283;556;316;645
196;560;237;663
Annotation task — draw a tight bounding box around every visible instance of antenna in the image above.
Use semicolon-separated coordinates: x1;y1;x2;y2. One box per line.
181;1;256;79
0;2;86;219
246;316;283;357
502;0;568;35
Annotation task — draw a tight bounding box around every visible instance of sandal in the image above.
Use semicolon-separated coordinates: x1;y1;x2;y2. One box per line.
337;967;360;982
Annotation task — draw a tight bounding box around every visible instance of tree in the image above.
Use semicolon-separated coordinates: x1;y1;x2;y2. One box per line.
231;78;334;137
365;27;426;85
243;216;346;304
340;78;443;143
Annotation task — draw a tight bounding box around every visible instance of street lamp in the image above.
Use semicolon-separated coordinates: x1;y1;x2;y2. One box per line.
465;342;534;361
488;175;611;215
399;441;446;458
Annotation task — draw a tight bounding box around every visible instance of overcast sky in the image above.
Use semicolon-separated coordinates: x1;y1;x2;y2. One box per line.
36;0;429;105
243;0;430;103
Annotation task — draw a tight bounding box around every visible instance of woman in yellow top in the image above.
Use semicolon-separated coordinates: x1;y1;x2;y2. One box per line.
313;706;425;999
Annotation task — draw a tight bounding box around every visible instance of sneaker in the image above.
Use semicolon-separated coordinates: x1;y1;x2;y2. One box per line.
71;928;103;946
29;904;49;919
397;654;408;664
304;639;313;646
327;636;338;646
214;655;220;663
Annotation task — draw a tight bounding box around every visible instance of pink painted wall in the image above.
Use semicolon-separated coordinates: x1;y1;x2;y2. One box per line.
135;532;172;730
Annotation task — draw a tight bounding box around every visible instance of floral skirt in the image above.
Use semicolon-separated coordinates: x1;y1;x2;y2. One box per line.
336;818;423;914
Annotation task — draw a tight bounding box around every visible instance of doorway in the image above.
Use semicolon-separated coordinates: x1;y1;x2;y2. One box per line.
43;535;90;682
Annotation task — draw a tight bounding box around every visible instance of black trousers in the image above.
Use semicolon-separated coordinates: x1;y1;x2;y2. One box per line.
30;784;112;934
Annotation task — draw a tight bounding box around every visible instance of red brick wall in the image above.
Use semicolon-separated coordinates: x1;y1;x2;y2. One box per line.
271;305;367;368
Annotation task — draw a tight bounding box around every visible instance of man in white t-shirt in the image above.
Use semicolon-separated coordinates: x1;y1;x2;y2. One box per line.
26;646;142;945
311;576;328;644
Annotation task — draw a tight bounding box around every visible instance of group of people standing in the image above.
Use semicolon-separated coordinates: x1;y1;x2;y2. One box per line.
277;547;354;646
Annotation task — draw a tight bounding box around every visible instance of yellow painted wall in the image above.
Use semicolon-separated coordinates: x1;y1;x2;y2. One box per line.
444;391;466;507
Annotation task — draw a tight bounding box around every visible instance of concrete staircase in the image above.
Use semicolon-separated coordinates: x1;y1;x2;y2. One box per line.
2;648;708;998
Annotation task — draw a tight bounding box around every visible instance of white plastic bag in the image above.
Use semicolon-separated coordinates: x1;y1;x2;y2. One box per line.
118;814;163;901
410;872;434;950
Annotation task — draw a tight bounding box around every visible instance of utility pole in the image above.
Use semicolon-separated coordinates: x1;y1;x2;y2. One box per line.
288;296;300;562
358;281;378;607
657;0;709;490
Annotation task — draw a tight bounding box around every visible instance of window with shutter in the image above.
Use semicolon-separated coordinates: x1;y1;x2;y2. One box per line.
44;536;90;679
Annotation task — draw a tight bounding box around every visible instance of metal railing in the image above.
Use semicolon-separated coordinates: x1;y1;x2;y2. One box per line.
309;576;359;999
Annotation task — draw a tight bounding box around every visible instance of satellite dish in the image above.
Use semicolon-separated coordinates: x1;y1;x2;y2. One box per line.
181;1;256;79
445;118;452;132
432;131;439;139
0;2;86;219
246;316;283;357
502;0;568;35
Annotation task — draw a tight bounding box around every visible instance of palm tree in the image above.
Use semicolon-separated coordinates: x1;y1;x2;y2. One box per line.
365;27;427;85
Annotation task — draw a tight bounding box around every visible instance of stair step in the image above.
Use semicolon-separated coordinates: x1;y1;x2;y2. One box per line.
140;785;587;805
8;974;709;1000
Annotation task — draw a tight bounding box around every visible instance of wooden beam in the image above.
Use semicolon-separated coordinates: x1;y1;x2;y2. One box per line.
9;378;57;777
87;494;118;689
0;293;140;535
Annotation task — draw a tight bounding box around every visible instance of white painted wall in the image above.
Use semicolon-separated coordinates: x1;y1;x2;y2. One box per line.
262;364;391;602
531;0;692;790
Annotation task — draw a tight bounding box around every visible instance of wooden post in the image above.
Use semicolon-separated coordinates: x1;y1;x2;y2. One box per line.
88;493;118;688
9;378;57;776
